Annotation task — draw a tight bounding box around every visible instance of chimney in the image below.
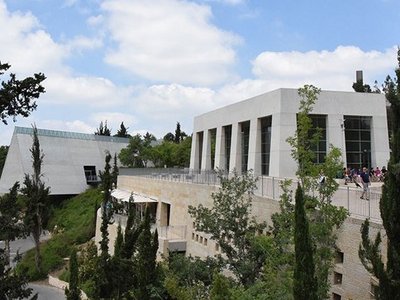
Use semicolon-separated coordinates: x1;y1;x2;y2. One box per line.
356;70;363;82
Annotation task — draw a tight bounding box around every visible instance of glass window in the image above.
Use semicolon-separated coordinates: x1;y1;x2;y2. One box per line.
260;116;272;175
224;125;232;172
344;116;372;170
241;121;250;173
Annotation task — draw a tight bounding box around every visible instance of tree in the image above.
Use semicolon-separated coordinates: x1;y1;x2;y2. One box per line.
0;145;8;177
122;195;141;259
359;48;400;299
163;132;175;142
174;122;182;143
95;121;111;136
0;62;46;125
293;184;318;300
119;134;145;167
0;249;34;300
135;207;159;299
189;171;267;287
21;125;50;274
111;153;119;188
115;122;129;138
65;249;81;300
0;182;26;266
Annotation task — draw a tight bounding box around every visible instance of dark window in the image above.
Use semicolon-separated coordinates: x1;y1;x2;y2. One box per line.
332;293;341;300
84;166;98;184
335;250;344;264
333;272;343;285
298;114;327;164
260;116;272;175
224;125;232;172
209;129;217;169
197;132;204;170
240;121;250;173
344;116;372;170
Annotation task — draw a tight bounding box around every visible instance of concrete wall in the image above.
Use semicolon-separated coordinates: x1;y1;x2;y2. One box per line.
0;127;129;195
190;88;390;178
102;176;386;300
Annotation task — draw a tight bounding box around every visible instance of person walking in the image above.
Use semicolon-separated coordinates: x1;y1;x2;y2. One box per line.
360;167;370;200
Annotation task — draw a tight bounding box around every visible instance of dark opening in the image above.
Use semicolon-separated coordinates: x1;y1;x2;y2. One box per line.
84;166;98;185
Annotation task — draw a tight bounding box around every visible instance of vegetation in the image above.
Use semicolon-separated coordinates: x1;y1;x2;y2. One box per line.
0;61;46;125
0;182;26;266
0;145;8;177
20;125;50;275
95;120;111;136
359;48;400;299
65;249;81;300
189;171;267;287
114;121;130;138
16;188;101;280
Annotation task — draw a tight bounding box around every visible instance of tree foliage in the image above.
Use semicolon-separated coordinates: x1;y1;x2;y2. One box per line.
0;145;8;178
21;125;50;275
114;122;129;138
65;248;81;300
0;182;26;266
0;62;46;125
95;120;111;136
189;171;267;286
359;48;400;300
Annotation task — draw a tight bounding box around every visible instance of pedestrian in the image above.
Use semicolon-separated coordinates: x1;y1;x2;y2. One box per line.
360;167;370;200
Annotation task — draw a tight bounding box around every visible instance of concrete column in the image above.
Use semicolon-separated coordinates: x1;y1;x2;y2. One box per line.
189;132;198;170
214;127;223;170
201;130;211;171
371;115;390;168
229;123;241;173
247;118;261;176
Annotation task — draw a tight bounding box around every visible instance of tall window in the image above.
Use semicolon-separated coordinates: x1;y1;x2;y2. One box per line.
197;131;203;170
309;115;327;164
344;116;372;170
224;125;232;172
209;128;216;169
240;121;250;173
260;116;272;175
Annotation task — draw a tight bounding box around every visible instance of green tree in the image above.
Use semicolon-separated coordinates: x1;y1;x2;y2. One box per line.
136;207;159;299
210;272;233;300
0;249;35;300
94;153;113;299
111;153;119;187
119;134;145;167
0;145;8;177
65;249;81;300
359;48;400;299
114;223;123;259
122;195;141;259
293;184;318;300
115;122;129;138
0;62;46;125
163;132;175;142
95;120;111;136
0;182;26;266
21;125;50;274
189;171;267;287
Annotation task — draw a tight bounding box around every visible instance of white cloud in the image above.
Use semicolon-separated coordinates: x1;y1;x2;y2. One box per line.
87;14;104;26
65;35;103;52
101;0;240;85
252;46;397;91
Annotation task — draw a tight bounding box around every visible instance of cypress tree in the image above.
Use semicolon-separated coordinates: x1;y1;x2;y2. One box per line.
293;183;318;300
114;223;123;259
136;207;158;299
359;48;400;299
65;249;81;300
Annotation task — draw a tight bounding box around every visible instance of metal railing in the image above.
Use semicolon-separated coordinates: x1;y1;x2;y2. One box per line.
119;168;383;223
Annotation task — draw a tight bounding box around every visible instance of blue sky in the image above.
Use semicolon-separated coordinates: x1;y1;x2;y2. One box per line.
1;0;399;145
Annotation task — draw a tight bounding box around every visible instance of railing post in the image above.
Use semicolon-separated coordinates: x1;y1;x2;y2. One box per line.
347;186;350;212
272;177;275;200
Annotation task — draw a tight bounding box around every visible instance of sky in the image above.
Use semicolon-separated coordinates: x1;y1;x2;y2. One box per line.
0;0;399;146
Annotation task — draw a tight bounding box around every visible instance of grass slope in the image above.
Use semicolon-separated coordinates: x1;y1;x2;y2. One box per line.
16;188;102;280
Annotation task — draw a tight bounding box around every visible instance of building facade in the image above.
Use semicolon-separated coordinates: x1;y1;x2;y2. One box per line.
0;126;129;195
190;88;390;177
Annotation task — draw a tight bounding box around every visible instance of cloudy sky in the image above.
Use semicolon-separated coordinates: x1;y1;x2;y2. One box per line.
0;0;399;145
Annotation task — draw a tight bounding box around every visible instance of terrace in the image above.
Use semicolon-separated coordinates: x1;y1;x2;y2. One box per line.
119;168;383;224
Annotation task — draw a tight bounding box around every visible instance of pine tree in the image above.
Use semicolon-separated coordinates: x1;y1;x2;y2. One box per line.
136;207;158;299
21;125;50;274
65;249;81;300
293;184;318;300
122;195;141;259
95;121;111;136
115;122;129;138
111;153;119;188
114;223;123;259
359;48;400;299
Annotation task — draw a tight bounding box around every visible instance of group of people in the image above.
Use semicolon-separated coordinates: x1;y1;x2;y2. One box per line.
341;166;387;200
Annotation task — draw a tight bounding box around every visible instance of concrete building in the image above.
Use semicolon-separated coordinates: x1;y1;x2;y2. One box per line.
190;88;390;177
92;88;390;299
0;126;129;195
